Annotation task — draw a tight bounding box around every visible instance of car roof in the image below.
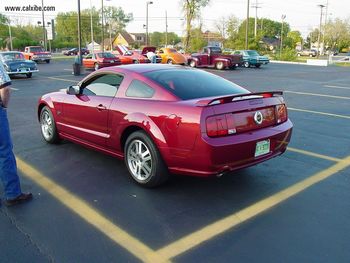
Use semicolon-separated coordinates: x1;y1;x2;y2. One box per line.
0;51;22;54
105;64;185;74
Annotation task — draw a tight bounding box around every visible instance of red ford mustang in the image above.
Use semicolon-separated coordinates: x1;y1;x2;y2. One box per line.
38;64;293;187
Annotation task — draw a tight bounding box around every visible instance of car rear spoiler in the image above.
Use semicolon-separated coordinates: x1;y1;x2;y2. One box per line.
195;91;284;107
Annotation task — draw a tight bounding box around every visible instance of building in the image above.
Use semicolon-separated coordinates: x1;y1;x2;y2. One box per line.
100;31;147;50
202;31;224;47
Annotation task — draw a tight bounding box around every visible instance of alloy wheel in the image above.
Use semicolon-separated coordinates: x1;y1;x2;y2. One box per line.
127;139;153;181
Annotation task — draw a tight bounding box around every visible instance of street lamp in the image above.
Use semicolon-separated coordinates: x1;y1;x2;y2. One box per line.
280;14;286;58
245;0;250;49
317;4;325;57
7;18;13;51
41;0;47;50
146;1;153;46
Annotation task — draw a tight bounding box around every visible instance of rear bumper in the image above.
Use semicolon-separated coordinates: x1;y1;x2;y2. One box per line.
167;120;293;177
99;62;121;68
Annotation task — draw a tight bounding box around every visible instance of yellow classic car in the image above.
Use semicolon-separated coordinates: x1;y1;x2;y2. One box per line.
157;48;187;65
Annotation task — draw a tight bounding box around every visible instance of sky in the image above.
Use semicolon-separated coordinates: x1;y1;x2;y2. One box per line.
1;0;349;37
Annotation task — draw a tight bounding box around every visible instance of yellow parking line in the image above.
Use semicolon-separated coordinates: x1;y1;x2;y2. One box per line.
288;107;350;120
285;91;350;100
287;147;341;162
156;156;350;260
16;157;169;263
46;77;77;83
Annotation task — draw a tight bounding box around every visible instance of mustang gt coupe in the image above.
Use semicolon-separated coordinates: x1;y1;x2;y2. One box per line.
38;64;293;187
0;51;38;78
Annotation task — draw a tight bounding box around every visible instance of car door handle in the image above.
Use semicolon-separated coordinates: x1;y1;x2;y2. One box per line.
96;104;107;111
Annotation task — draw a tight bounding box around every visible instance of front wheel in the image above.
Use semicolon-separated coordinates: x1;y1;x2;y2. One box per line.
243;61;250;68
167;59;173;64
26;73;32;78
40;106;60;144
124;131;168;187
215;61;225;70
189;60;196;68
94;63;99;71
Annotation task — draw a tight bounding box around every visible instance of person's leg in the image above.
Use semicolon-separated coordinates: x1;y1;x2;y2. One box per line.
0;107;22;199
152;55;157;63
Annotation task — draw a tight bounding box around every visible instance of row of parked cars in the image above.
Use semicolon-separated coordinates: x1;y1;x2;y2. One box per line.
0;45;270;78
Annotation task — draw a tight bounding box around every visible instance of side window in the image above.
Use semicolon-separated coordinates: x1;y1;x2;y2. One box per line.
126;80;155;98
85;54;92;59
158;50;164;54
234;51;240;55
82;74;123;97
203;48;208;54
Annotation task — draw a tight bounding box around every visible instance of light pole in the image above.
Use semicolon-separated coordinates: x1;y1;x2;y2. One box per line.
7;19;13;51
146;1;153;46
317;4;325;57
165;10;168;47
279;15;286;58
77;0;82;65
90;0;94;53
41;0;47;50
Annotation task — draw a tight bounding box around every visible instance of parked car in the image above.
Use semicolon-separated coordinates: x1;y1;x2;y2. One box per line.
233;50;270;68
138;47;162;63
188;46;243;70
0;51;38;78
82;52;121;70
157;48;187;65
113;45;150;64
63;48;90;56
37;64;293;187
23;46;51;63
297;49;317;57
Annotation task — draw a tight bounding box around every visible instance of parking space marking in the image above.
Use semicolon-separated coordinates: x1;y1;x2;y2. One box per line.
16;157;169;263
288;107;350;120
287;147;342;162
285;91;350;100
324;85;350;90
156;156;350;260
11;87;19;91
46;77;77;83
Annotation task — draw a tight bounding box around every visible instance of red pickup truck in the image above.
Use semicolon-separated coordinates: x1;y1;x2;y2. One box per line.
188;46;242;70
23;46;52;63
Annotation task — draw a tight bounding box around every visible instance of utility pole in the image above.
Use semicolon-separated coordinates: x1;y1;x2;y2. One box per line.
317;4;325;58
245;0;250;49
165;10;168;47
41;0;47;50
101;0;104;52
7;19;13;51
77;0;82;65
322;0;329;55
280;14;286;58
252;0;261;38
146;1;153;46
90;0;94;53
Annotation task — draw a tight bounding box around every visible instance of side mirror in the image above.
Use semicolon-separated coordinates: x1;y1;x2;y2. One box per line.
67;85;80;95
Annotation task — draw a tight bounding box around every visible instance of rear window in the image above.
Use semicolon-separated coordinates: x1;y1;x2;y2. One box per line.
144;69;248;100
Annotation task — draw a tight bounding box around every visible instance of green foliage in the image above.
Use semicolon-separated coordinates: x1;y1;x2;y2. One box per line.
272;47;297;61
186;27;206;53
103;6;133;34
285;31;302;49
149;32;181;47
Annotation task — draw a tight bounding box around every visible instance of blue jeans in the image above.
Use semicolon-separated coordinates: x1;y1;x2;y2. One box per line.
0;106;21;199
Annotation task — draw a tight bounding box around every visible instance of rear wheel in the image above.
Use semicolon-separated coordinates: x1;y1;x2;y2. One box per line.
26;73;32;78
167;59;173;64
40;106;60;144
46;60;50;64
94;63;99;71
243;61;250;68
124;131;168;187
215;61;225;70
189;60;196;68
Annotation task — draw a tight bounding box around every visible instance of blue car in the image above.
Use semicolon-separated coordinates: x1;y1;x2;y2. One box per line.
0;51;38;78
233;50;270;68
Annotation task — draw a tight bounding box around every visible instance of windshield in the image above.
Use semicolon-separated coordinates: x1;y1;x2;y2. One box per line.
0;52;25;61
246;50;260;56
168;49;177;53
97;52;116;58
144;69;248;100
210;47;222;54
30;47;44;52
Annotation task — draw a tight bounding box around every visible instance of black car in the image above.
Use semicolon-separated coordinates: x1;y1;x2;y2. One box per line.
63;48;89;56
0;51;38;78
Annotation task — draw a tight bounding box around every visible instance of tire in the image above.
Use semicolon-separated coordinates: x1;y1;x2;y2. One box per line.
243;61;250;68
94;63;99;71
215;61;225;70
46;60;50;64
124;131;169;187
230;64;237;70
189;60;196;68
167;59;173;64
40;106;60;144
26;73;32;78
255;64;261;68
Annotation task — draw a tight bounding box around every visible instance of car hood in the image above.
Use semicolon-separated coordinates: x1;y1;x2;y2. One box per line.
4;60;36;67
32;51;51;55
141;46;157;55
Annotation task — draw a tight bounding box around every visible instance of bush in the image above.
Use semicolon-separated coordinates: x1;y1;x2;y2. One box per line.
272;48;297;61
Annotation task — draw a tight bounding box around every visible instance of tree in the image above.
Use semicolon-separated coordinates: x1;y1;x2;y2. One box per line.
285;30;302;49
188;27;206;52
181;0;210;52
324;18;350;51
103;6;133;34
149;32;181;47
223;15;240;48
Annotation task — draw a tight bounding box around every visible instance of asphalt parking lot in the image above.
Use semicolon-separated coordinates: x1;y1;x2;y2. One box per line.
1;59;349;263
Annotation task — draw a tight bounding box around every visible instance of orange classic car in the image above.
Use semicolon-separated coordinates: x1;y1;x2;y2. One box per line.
157;48;187;65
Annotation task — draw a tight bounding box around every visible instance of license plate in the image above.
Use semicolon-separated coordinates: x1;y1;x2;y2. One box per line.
19;68;27;72
110;60;114;63
255;140;270;157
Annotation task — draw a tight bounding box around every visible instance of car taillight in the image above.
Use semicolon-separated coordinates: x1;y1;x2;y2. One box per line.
276;104;288;124
206;114;236;137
